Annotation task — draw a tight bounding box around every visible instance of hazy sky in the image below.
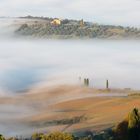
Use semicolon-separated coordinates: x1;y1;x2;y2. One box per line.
0;0;140;27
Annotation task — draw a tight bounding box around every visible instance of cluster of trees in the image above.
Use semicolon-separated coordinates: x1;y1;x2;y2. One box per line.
0;132;92;140
113;108;140;140
16;18;140;39
31;132;74;140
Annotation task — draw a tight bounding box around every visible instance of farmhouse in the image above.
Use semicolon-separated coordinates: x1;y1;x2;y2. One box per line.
51;19;61;25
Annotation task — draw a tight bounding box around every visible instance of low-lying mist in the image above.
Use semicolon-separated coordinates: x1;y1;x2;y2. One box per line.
0;38;140;94
0;18;140;93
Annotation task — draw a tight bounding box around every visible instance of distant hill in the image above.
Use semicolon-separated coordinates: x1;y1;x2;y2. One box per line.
16;16;140;39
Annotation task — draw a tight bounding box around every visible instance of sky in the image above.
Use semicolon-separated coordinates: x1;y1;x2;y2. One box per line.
0;0;140;27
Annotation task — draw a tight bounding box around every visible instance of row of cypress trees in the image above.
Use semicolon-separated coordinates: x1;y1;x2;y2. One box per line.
79;77;109;89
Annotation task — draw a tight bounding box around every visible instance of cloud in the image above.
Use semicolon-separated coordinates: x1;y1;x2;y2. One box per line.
0;0;140;27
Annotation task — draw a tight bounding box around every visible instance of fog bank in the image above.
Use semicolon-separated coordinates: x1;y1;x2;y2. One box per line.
0;19;140;94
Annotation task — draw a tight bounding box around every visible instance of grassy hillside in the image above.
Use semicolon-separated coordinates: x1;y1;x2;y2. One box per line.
1;85;140;135
1;108;140;140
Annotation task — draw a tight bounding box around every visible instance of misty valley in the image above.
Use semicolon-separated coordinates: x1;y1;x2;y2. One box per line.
0;18;140;140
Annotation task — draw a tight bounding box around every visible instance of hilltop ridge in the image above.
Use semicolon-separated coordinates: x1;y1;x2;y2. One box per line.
15;16;140;39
